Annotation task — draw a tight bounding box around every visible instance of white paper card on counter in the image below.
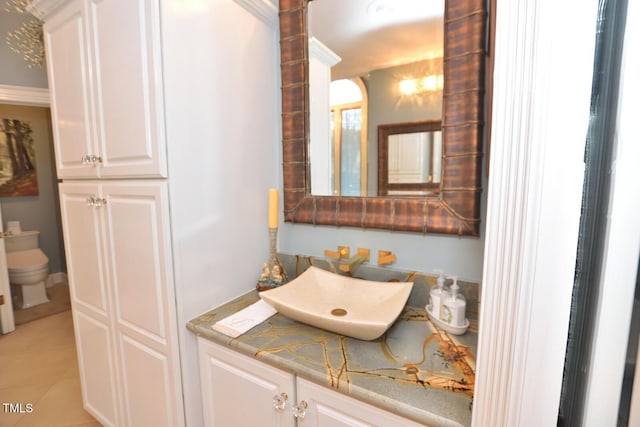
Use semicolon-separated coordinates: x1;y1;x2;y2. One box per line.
212;299;278;338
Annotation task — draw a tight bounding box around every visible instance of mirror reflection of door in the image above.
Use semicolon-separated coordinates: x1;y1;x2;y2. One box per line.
387;130;441;187
378;120;442;196
329;78;368;196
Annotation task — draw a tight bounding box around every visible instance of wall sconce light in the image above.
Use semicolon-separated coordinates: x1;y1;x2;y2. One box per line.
399;79;419;95
399;74;444;96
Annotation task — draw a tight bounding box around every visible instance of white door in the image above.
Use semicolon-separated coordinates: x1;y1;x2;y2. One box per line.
44;0;167;180
102;181;183;426
59;182;120;426
0;203;15;334
44;0;98;179
88;0;167;178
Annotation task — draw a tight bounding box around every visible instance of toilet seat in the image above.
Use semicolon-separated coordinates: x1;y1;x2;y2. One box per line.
6;248;49;272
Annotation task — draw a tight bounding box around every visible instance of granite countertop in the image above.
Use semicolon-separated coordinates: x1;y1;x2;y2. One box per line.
187;290;477;427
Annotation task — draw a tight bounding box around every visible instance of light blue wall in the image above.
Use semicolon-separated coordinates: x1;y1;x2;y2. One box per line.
0;10;49;88
0;104;65;274
279;222;484;282
0;11;66;274
364;58;443;195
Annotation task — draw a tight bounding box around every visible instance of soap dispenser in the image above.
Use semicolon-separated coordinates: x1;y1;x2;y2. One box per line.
427;270;449;320
442;276;466;327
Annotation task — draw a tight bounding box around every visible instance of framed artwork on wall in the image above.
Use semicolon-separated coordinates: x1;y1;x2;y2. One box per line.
0;118;38;197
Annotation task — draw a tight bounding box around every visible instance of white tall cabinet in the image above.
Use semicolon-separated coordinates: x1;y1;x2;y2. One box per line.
30;0;280;425
58;182;183;426
43;0;181;424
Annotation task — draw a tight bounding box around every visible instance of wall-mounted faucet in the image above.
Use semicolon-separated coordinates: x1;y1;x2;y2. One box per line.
324;246;371;274
377;250;396;266
323;246;350;260
339;248;370;274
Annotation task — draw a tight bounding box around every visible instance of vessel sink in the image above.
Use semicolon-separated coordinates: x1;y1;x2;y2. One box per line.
259;266;413;340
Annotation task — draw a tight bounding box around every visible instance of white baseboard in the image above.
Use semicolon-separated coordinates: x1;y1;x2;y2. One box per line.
46;272;68;288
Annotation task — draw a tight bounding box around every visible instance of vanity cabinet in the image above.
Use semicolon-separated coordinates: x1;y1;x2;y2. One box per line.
295;379;424;427
197;338;424;427
198;337;296;427
43;0;166;179
59;181;183;426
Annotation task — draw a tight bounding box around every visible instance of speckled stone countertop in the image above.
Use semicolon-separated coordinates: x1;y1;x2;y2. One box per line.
187;287;477;426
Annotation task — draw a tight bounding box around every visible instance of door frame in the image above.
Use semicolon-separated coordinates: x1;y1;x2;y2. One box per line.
0;84;50;334
0;205;14;334
474;0;640;425
472;0;598;425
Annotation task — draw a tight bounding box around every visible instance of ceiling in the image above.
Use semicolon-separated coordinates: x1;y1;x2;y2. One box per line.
308;0;444;80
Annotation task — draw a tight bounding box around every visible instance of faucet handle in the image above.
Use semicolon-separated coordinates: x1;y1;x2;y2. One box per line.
356;248;370;262
377;250;396;266
324;246;350;259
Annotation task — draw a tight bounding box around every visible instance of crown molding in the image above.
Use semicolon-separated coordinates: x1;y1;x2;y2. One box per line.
309;37;341;68
25;0;68;20
233;0;278;28
0;85;50;106
27;0;278;27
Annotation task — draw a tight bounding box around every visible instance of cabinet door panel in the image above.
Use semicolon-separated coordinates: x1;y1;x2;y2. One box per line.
119;335;176;427
89;0;166;177
74;311;119;427
59;183;108;316
44;0;96;178
297;379;424;427
103;182;168;341
101;181;184;425
198;339;296;427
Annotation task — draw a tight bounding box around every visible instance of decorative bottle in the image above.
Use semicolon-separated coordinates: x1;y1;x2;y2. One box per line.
442;276;466;327
428;270;449;320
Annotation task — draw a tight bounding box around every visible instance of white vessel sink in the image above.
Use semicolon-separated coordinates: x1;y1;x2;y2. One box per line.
259;266;413;340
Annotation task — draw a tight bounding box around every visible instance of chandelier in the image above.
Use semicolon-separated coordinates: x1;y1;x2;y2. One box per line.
4;0;45;68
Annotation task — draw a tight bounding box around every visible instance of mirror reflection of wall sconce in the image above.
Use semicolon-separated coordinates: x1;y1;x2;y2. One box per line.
398;74;444;96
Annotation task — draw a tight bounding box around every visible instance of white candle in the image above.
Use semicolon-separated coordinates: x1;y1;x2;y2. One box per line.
268;188;278;228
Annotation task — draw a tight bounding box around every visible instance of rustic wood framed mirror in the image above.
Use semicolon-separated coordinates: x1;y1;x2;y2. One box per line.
279;0;486;235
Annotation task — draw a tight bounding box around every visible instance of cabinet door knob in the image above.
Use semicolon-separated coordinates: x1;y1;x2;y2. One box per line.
292;401;307;419
272;392;288;411
86;196;107;207
81;154;103;166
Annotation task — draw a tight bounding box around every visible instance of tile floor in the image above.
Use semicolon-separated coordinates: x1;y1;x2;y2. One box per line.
0;310;100;427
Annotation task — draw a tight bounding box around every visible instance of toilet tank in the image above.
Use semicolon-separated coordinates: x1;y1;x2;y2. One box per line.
4;230;40;253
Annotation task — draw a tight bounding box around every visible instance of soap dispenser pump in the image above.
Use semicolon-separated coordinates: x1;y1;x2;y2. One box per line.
442;276;467;327
427;270;449;320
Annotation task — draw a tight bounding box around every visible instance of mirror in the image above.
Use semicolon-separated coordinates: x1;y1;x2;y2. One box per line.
307;0;445;197
279;0;487;235
377;120;442;196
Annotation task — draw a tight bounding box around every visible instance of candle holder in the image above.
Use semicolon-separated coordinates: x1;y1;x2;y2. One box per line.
256;227;286;292
268;227;277;270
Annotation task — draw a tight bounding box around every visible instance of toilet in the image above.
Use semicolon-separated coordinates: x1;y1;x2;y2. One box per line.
5;230;50;309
